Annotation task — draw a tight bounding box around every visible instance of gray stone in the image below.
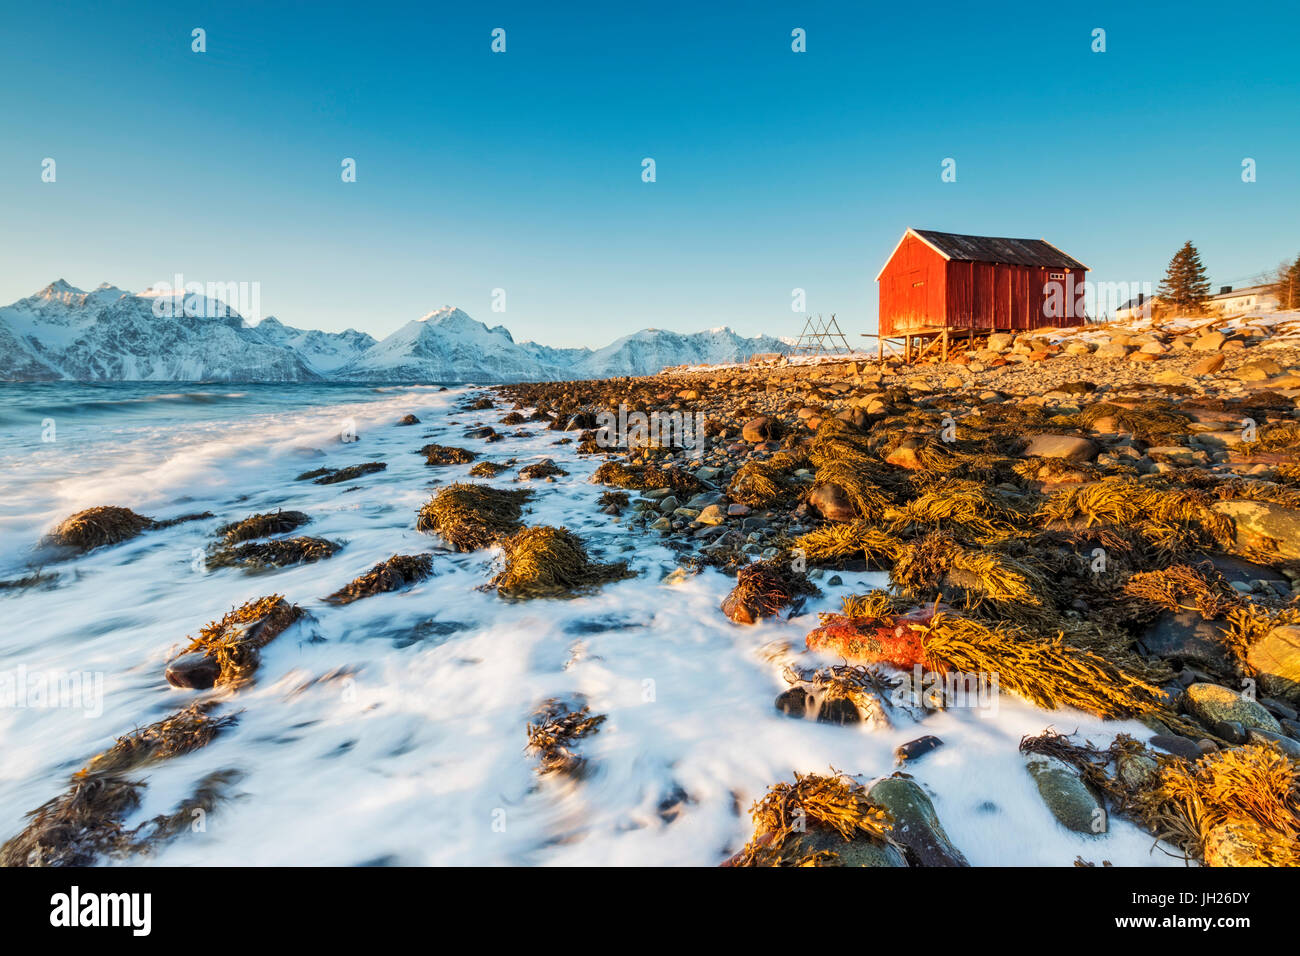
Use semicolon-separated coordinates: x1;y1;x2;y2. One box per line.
868;776;968;866
1245;727;1300;759
1149;734;1201;760
1184;682;1282;733
1026;754;1105;835
1138;610;1232;671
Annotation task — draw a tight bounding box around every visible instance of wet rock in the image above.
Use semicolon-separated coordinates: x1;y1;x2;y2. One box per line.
1137;610;1232;671
1246;625;1300;702
794;828;907;867
1205;553;1289;589
868;776;968;867
1026;754;1105;835
816;697;860;725
1184;682;1281;734
164;652;222;690
775;687;814;718
894;735;944;763
1212;499;1300;559
808;482;857;522
1245;727;1300;759
1212;720;1248;744
1116;750;1159;790
1022;434;1097;460
1149;734;1202;760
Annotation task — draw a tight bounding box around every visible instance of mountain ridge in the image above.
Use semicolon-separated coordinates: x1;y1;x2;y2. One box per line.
0;283;792;383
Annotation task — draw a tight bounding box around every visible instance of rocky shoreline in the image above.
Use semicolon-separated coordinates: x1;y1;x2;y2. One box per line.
5;314;1300;867
494;315;1300;866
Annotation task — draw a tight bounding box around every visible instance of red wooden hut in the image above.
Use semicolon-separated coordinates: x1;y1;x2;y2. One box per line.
874;228;1089;361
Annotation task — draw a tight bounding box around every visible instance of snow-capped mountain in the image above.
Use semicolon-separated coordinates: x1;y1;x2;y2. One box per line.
336;307;556;382
250;317;376;374
573;326;790;378
0;281;320;382
0;283;793;383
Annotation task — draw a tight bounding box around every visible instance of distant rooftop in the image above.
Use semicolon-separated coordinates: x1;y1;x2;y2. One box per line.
1208;284;1274;299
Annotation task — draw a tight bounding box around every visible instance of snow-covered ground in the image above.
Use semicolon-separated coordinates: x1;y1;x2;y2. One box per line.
0;385;1185;865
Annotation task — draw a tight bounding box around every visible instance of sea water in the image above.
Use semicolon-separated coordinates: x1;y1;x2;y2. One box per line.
0;382;1183;865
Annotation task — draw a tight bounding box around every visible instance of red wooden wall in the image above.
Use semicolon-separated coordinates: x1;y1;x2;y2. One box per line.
877;233;946;335
878;235;1087;335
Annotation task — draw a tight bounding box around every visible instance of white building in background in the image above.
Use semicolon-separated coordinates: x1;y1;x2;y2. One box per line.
1114;294;1157;322
1205;284;1279;315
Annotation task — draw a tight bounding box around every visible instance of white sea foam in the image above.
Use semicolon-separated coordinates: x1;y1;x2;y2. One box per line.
0;386;1184;866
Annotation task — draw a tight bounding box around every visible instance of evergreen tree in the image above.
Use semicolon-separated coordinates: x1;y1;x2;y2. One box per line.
1157;241;1212;312
1274;254;1300;311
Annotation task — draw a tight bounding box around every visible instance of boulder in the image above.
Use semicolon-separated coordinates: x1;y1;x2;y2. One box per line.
1192;331;1226;351
1022;434;1097;461
695;504;727;526
164;652;222;690
808;482;858;522
1245;625;1300;702
741;416;781;443
816;697;860;725
1212;499;1300;559
894;735;944;763
1095;343;1131;359
885;436;925;470
1149;734;1202;760
1138;610;1232;671
1116;751;1159;791
1204;821;1274;867
1190;353;1227;375
867;776;969;866
1245;727;1300;760
795;828;908;867
775;687;814;718
1184;682;1282;733
1234;358;1283;381
1026;754;1105;835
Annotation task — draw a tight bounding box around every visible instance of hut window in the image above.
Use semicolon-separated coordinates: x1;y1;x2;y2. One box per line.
1049;272;1065;280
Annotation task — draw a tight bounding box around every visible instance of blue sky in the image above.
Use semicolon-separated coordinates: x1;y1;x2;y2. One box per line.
1;0;1296;347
